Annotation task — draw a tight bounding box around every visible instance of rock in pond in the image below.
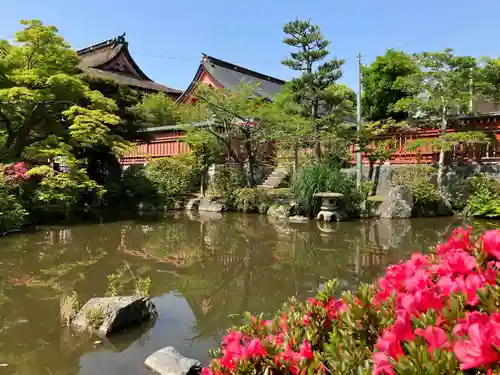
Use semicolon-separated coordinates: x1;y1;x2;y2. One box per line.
267;204;291;219
185;198;201;211
198;198;225;212
71;296;155;337
145;346;202;375
288;215;309;223
379;186;413;219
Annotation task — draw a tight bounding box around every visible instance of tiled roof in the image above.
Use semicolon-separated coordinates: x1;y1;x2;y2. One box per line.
76;35;181;95
176;54;285;103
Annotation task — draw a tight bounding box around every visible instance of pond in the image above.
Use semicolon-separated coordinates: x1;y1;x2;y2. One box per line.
0;213;495;375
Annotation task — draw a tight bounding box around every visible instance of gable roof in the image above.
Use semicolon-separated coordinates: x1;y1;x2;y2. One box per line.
176;54;286;103
76;34;182;96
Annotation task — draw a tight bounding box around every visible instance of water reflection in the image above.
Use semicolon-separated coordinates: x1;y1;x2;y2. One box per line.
0;214;482;375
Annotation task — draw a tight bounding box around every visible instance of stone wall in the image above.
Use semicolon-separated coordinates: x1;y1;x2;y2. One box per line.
344;163;500;197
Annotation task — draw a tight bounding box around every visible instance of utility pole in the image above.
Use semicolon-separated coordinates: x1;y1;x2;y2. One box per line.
356;53;363;189
469;67;474;113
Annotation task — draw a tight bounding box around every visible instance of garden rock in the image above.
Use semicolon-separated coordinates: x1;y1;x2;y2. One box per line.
267;204;291;219
379;186;413;219
288;215;310;223
198;198;225;212
186;198;201;211
145;346;202;375
71;296;155;337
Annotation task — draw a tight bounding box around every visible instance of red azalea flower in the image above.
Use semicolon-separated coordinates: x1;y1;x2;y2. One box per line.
299;340;314;360
243;339;266;358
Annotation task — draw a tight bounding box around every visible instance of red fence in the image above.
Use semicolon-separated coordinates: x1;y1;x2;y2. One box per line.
121;116;500;166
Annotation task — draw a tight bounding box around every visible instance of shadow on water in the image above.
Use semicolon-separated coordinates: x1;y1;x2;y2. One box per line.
0;213;491;374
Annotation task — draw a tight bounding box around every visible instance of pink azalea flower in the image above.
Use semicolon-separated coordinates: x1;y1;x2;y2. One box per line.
415;326;450;353
372;352;395;375
481;230;500;261
201;368;213;375
436;251;477;277
375;330;404;360
393;310;415;341
453;323;500;370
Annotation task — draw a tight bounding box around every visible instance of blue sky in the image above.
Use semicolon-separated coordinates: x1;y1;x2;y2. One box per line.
1;0;500;91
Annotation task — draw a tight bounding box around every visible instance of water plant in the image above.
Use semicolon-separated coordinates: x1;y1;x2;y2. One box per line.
202;227;500;375
59;292;80;326
135;276;152;297
85;306;106;330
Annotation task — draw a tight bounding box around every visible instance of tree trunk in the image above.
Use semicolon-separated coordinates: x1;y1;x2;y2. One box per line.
293;144;299;177
368;161;374;181
371;164;381;196
312;103;321;160
437;108;447;196
200;170;205;197
243;138;256;187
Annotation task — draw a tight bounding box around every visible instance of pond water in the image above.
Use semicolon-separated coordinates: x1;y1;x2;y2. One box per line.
0;213;496;375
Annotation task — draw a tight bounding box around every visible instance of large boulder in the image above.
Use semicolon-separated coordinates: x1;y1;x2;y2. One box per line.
145;346;202;375
379;186;413;219
71;296;155;337
198;198;225;212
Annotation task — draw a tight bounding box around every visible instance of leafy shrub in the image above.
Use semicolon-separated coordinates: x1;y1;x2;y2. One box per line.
265;188;295;201
0;186;27;234
235;188;269;213
203;227;500;375
390;165;440;214
291;163;361;216
211;168;246;206
28;166;104;211
465;174;500;218
120;165;159;209
145;154;198;203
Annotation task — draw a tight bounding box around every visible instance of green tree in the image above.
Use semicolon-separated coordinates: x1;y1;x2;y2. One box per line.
362;49;419;121
281;19;349;159
183;127;223;196
194;83;273;187
0;20;126;161
0;20;129;212
134;92;202;126
395;49;479;197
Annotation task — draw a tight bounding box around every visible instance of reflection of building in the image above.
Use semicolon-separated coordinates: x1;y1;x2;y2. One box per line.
47;229;72;245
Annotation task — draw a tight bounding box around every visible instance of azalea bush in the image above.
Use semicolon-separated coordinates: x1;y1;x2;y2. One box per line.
144;154;199;204
203;227;500;375
234;188;269;213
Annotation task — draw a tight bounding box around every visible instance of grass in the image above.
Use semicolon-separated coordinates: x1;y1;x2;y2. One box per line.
85;306;106;330
135;276;152;297
59;292;80;326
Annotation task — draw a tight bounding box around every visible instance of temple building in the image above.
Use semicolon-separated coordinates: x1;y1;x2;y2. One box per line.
121;53;287;165
76;34;182;99
176;54;286;103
